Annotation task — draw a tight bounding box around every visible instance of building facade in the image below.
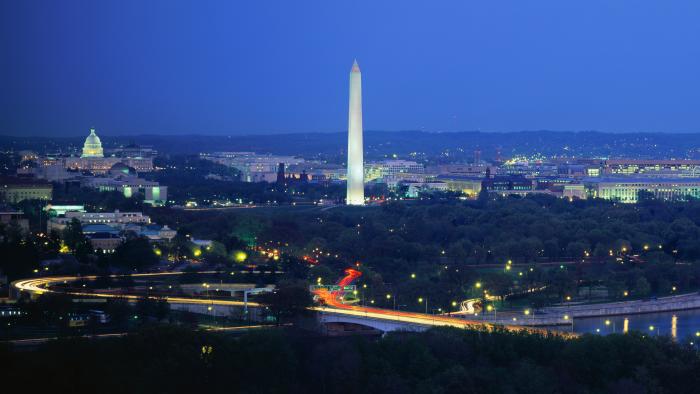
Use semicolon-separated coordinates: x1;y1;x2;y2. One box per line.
585;178;700;203
0;178;53;203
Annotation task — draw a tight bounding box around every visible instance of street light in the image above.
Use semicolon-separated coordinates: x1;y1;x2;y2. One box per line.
605;319;615;333
486;304;497;321
418;297;428;314
386;294;396;310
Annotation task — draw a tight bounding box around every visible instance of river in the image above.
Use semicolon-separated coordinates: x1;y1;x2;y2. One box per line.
550;308;700;340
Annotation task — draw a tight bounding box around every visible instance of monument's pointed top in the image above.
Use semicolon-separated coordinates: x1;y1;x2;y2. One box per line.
351;59;360;73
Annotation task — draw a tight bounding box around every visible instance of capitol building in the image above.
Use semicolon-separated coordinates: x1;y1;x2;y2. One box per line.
56;127;154;174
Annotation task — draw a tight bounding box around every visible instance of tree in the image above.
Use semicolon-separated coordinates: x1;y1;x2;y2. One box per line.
104;297;132;326
113;236;159;270
62;218;92;262
259;280;314;325
634;277;651;297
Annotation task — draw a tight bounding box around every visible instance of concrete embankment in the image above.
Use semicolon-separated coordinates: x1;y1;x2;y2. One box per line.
481;292;700;326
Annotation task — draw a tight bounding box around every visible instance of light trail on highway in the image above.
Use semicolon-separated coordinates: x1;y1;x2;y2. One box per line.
13;272;265;308
14;269;576;338
312;268;577;338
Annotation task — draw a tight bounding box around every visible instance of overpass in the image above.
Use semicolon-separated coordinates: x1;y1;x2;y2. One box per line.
12;272;575;338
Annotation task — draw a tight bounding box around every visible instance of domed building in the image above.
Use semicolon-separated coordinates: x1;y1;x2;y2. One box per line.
81;128;104;158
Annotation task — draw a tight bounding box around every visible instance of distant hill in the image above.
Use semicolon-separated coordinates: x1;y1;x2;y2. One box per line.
2;130;700;160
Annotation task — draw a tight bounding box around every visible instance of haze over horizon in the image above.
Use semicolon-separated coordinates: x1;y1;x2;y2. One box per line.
2;1;699;136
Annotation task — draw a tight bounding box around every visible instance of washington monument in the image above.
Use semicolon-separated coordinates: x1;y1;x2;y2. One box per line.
346;59;364;205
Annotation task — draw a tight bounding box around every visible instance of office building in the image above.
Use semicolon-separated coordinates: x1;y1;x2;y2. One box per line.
585;177;700;203
0;177;53;203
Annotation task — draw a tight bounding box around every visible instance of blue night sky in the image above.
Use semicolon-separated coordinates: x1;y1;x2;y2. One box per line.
1;0;699;136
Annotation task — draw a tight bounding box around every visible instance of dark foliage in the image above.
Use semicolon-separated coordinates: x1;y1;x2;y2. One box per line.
3;326;699;393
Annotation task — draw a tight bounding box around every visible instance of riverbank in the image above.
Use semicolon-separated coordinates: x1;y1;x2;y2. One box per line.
478;292;700;326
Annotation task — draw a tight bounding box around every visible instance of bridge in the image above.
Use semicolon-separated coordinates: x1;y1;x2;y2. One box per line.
12;272;576;338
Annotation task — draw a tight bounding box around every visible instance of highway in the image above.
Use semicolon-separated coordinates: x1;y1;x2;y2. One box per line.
312;268;576;337
13;272;263;308
13;270;576;338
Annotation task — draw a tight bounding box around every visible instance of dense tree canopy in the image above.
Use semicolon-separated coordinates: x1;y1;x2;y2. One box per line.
3;326;699;394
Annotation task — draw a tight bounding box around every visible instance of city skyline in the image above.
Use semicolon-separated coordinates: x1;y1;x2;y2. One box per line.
2;1;700;136
4;2;700;392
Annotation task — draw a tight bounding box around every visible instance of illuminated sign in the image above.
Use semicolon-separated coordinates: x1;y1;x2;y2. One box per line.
310;285;356;292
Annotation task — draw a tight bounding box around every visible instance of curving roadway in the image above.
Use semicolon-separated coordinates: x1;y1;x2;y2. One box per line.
13;270;576;338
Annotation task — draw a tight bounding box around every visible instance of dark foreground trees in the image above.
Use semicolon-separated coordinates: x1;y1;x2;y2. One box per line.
258;279;314;325
3;325;699;394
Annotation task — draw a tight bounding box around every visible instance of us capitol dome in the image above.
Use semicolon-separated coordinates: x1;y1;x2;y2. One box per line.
81;127;104;158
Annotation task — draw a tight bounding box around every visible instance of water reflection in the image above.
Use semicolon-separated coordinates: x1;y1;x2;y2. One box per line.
552;308;700;341
672;315;677;339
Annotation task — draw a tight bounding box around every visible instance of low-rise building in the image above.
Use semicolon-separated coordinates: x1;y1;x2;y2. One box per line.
562;184;586;200
585;177;700;203
604;159;700;178
82;174;167;206
0;208;30;232
405;182;448;197
87;232;123;253
427;164;496;178
48;210;151;232
482;176;535;192
437;175;483;198
200;152;304;183
0;177;53;203
365;160;424;182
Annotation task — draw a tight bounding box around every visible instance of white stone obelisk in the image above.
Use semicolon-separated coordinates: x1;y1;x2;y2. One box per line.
346;59;365;205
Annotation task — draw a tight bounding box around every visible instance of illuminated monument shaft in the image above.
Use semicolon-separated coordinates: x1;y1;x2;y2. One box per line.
346;60;364;205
